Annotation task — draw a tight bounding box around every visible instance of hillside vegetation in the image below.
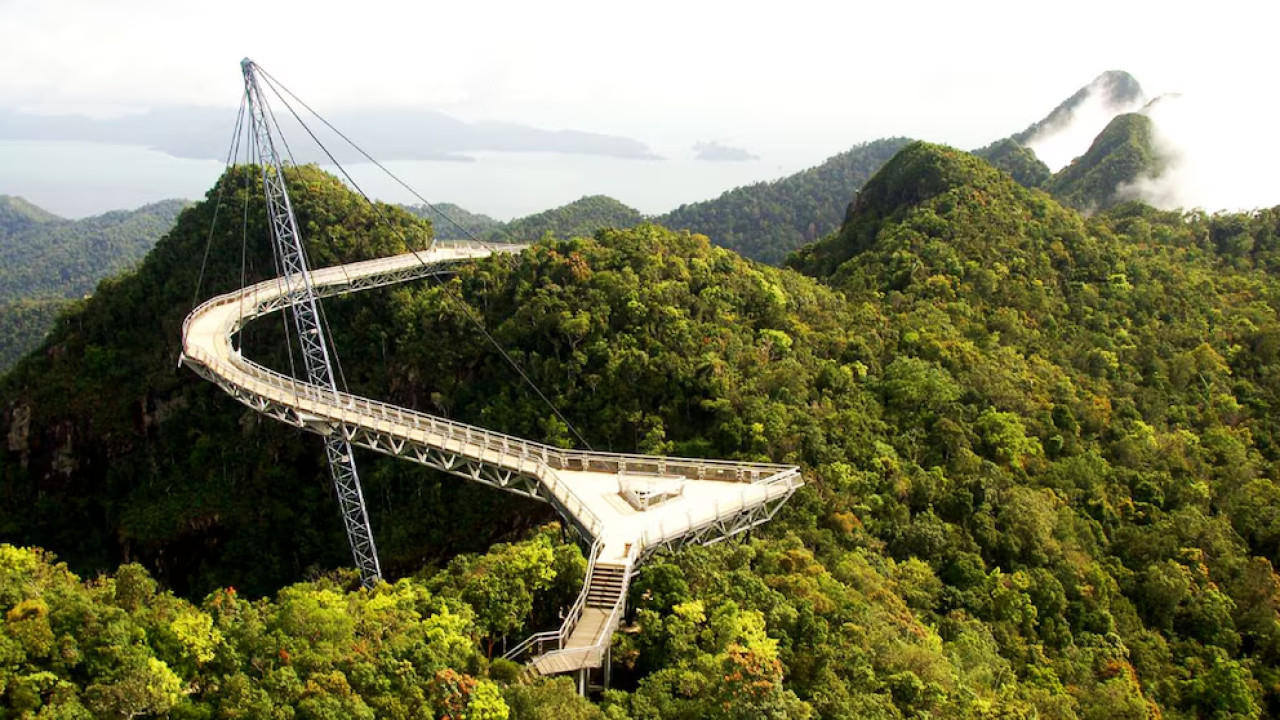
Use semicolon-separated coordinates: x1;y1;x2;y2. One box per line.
1045;113;1166;212
973;138;1052;188
403;201;503;241
0;535;592;718
0;197;185;301
5;147;1280;716
497;194;644;243
0;196;185;370
655;137;913;265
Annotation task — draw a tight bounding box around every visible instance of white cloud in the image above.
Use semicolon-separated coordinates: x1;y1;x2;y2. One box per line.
1;0;1277;212
1119;92;1280;212
1024;76;1147;173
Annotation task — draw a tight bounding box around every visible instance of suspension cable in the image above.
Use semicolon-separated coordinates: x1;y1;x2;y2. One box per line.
236;138;253;352
252;63;593;449
428;272;594;450
255;65;498;249
191;94;248;311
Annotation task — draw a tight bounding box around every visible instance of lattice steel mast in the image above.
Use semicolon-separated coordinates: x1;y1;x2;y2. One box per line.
241;58;382;586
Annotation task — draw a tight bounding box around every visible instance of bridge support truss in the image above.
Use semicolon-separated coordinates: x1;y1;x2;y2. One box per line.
240;58;382;586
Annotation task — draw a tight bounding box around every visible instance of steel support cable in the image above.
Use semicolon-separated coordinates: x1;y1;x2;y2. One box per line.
427;273;595;451
245;90;302;393
253;64;593;450
255;66;496;250
191;94;248;313
255;75;359;395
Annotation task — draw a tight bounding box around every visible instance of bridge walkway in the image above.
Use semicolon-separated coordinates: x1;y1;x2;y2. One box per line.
180;242;802;677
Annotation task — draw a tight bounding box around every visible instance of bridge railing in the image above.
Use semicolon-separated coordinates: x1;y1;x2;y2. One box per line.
638;468;802;550
181;245;521;342
184;336;610;541
518;542;639;671
552;450;795;486
502;536;604;663
182;247;803;547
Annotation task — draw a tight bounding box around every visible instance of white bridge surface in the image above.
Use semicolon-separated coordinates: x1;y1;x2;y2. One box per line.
180;241;802;675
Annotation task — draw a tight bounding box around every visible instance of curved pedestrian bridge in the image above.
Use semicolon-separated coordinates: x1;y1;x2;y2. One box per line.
180;241;802;679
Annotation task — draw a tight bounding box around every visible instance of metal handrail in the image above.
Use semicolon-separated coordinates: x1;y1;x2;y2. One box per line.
182;244;805;677
528;542;638;669
593;543;637;646
181;248;800;490
638;471;801;548
502;536;605;662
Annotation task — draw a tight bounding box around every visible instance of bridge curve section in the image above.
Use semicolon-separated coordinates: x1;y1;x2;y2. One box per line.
179;241;802;677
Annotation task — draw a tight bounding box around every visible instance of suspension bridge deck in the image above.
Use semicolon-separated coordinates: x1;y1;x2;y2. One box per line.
180;242;801;676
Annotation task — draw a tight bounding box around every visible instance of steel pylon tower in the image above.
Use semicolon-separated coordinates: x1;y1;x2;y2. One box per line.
241;58;382;586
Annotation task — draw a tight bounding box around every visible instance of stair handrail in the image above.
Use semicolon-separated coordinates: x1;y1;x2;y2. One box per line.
527;541;638;669
591;542;637;648
502;536;604;662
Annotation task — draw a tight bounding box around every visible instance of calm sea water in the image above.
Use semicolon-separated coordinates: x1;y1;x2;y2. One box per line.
0;141;800;220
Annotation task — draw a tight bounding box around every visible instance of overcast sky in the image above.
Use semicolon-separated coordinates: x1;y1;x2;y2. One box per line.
1;0;1277;215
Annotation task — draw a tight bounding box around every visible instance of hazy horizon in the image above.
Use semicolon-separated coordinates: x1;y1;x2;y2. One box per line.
0;139;817;221
1;0;1276;219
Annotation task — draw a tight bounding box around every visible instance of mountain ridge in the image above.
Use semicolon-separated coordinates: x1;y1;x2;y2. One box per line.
1044;112;1167;212
0;196;187;370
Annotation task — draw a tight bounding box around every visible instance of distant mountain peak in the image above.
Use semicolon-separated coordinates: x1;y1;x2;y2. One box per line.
501;195;644;242
1044;112;1168;213
1091;70;1146;109
849;142;998;218
1014;71;1147;147
0;195;62;235
657;137;914;265
788;142;1020;277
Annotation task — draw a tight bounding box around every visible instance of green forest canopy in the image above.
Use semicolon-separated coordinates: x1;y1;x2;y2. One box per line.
4;142;1280;716
0;196;186;371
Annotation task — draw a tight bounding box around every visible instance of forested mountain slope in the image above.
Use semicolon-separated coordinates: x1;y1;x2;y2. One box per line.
6;148;1280;716
0;197;186;301
655;137;913;265
788;141;1280;717
0;196;185;371
1045;112;1166;212
0;194;60;232
403;201;503;241
972;137;1052;188
971;70;1149;196
497;194;644;242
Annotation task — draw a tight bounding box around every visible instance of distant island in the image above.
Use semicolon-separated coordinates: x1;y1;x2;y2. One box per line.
0;105;660;163
692;140;759;162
